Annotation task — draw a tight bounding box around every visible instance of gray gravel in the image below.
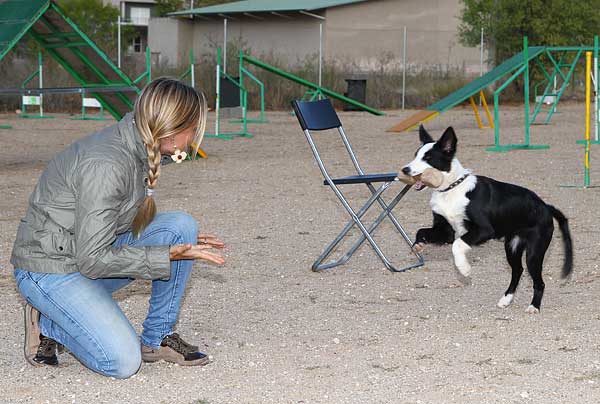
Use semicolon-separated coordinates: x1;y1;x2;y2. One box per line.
0;104;599;404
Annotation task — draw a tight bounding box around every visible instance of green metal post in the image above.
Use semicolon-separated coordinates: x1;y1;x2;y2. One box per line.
239;49;244;108
146;46;151;83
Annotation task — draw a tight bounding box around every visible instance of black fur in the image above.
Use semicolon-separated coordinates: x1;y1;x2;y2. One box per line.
407;126;573;311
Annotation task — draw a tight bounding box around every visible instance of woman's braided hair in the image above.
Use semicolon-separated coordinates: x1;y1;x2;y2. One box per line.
131;77;207;237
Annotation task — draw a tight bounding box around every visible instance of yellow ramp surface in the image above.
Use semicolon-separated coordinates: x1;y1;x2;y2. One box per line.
386;110;438;133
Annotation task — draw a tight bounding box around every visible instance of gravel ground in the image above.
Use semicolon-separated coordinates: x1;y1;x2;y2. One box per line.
0;104;599;404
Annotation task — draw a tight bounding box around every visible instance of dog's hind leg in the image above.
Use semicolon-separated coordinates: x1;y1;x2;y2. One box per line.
524;231;553;313
497;236;526;308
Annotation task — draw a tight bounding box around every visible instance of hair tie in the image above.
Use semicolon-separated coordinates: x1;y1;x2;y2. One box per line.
146;187;154;197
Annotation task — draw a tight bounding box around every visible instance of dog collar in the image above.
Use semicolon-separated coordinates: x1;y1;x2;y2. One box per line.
438;173;469;192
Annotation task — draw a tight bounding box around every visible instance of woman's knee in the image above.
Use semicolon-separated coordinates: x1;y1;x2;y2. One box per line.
99;339;142;379
159;211;198;244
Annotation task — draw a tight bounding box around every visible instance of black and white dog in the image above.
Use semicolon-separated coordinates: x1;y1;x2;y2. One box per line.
402;125;573;313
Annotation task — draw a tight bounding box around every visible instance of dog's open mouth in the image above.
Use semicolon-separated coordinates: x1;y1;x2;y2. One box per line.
414;178;426;191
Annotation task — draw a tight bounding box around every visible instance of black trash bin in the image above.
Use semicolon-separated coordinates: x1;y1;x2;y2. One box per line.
343;75;367;111
220;76;240;108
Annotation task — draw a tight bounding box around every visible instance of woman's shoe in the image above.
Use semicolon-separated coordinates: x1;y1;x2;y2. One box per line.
23;303;59;366
141;333;209;366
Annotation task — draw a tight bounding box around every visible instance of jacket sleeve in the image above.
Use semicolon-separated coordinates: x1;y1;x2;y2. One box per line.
74;159;171;280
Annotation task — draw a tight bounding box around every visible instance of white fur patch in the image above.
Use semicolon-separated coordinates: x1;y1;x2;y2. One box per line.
497;294;514;308
403;143;434;175
510;236;521;253
430;161;477;237
525;305;540;314
452;238;472;276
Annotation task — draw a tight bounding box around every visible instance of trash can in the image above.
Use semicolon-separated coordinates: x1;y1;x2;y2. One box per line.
343;75;367;111
220;76;240;108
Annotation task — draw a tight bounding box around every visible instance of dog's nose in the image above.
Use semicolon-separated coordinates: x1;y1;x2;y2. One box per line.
401;166;411;175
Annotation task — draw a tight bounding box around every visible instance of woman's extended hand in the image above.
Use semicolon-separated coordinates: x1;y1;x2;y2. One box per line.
169;244;225;265
197;233;225;249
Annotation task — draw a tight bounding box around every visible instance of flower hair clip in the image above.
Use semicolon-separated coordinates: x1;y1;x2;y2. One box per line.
171;149;187;163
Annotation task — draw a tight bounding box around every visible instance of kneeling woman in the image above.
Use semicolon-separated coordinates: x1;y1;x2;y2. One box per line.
11;77;225;378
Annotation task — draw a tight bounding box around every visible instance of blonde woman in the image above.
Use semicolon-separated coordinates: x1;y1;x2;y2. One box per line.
11;77;225;378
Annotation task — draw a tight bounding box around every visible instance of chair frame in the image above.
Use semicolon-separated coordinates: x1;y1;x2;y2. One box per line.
292;99;424;272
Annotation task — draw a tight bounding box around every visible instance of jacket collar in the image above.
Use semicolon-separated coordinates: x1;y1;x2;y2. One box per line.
119;112;149;169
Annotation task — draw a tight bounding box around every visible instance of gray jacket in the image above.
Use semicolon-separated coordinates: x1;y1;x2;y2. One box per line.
10;112;170;280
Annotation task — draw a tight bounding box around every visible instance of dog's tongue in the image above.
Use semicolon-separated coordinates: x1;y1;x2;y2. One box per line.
414;180;426;191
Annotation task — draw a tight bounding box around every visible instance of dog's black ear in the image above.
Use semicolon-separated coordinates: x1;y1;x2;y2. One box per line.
419;125;434;144
437;127;457;155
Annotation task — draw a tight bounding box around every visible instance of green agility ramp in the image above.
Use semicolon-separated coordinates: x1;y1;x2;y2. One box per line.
240;53;384;116
388;46;546;133
0;0;138;119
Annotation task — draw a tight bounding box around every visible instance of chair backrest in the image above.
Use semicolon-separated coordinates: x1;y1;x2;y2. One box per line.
291;98;342;131
292;98;367;179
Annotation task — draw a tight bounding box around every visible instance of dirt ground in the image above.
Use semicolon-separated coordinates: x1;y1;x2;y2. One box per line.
0;103;599;404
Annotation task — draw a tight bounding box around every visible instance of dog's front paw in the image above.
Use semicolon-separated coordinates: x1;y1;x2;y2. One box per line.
497;294;514;308
454;259;472;277
452;239;472;277
412;242;426;253
525;305;540;314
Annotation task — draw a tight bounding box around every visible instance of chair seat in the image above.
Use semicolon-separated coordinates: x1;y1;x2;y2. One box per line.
324;173;398;185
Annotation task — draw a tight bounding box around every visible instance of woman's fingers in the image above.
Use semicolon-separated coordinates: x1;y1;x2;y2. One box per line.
197;233;225;249
200;239;225;249
199;250;225;265
171;245;225;265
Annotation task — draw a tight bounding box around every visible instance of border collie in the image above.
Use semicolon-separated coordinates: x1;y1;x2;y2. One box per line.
402;125;573;313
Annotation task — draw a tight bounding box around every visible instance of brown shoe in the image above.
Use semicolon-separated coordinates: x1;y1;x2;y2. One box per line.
23;303;59;367
141;333;209;366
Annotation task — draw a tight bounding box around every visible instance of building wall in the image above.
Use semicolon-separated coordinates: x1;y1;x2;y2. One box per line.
190;17;322;68
325;0;484;73
149;17;194;66
148;0;486;74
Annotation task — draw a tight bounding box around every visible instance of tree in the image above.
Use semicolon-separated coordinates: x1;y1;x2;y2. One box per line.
57;0;121;54
458;0;600;65
155;0;184;16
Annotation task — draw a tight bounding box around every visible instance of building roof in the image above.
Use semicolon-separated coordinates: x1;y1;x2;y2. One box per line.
169;0;368;16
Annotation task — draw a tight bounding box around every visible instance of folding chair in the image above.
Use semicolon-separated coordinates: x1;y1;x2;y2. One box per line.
291;98;425;272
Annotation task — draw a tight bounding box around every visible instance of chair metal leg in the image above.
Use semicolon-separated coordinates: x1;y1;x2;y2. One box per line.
312;182;425;272
338;185;424;272
312;182;390;271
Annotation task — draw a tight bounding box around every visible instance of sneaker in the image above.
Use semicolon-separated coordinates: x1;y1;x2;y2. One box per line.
23;303;59;367
141;333;209;366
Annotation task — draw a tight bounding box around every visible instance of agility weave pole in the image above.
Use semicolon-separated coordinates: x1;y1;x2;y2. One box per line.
561;50;599;188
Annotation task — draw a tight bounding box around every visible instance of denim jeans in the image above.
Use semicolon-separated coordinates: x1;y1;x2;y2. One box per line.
14;211;198;379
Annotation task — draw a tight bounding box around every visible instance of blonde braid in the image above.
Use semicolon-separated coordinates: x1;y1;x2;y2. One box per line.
131;77;207;237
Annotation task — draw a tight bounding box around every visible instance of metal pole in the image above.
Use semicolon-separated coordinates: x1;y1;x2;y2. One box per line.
319;22;323;90
190;49;195;87
524;36;530;146
479;27;484;106
38;52;43;117
215;47;221;136
585;51;591;187
223;19;227;74
117;16;121;68
595;35;598;142
402;26;406;110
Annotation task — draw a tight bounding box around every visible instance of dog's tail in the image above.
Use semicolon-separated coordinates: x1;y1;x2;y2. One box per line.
548;205;573;278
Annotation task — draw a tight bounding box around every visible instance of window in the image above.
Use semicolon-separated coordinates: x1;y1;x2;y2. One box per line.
130;6;150;25
133;35;142;53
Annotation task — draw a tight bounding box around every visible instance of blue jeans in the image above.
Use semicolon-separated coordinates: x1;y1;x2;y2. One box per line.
14;211;198;379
